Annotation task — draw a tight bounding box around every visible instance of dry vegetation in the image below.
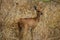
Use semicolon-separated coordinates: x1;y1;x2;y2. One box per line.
0;0;60;40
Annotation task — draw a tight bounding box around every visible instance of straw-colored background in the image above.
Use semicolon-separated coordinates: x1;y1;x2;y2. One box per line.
0;0;60;40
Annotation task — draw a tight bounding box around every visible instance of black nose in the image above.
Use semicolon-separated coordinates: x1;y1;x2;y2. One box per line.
40;12;43;15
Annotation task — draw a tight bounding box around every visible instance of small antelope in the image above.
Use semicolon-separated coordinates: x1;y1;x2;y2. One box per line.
17;6;43;40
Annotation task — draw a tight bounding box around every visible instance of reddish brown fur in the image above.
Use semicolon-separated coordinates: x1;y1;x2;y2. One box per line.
18;17;39;40
17;6;42;40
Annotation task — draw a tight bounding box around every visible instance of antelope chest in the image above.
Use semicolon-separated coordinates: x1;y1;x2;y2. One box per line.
20;18;37;27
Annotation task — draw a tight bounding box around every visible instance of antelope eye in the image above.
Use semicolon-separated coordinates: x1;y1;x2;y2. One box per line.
16;3;19;5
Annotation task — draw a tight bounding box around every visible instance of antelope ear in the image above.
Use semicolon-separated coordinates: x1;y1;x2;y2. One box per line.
33;5;37;10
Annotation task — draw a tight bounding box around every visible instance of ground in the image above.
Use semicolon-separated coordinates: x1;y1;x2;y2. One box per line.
0;0;60;40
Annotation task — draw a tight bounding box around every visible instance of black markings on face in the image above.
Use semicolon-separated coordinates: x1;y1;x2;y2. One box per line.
33;5;43;15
